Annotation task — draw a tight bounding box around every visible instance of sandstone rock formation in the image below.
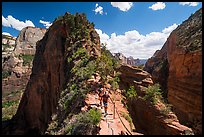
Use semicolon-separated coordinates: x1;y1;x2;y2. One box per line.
2;34;16;64
144;43;168;97
113;53;147;66
14;26;46;55
144;8;202;134
2;12;101;135
2;34;16;52
117;64;194;135
113;53;127;64
167;8;202;134
2;27;46;95
127;97;193;135
2;37;15;45
118;64;153;96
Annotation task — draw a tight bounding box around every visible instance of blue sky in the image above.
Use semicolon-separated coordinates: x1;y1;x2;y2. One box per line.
2;2;202;59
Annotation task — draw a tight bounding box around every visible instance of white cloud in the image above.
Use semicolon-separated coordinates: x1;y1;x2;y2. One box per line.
95;23;178;59
39;20;52;29
111;2;133;12
95;29;110;43
2;15;35;31
93;3;107;15
2;32;12;36
179;2;199;7
2;16;11;27
95;3;98;7
162;23;178;34
149;2;166;11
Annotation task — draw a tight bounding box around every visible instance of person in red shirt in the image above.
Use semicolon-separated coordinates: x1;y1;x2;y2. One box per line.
102;90;110;116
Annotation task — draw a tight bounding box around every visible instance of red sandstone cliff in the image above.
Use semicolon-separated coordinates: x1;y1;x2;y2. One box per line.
118;64;193;135
144;8;202;134
2;12;101;135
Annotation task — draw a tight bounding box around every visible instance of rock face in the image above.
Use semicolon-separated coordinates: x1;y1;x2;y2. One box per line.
2;27;46;95
127;56;135;66
128;98;193;135
2;12;101;135
14;26;46;55
144;8;202;134
167;8;202;134
118;64;193;135
113;53;127;64
2;34;16;51
113;53;147;66
2;35;16;59
119;65;193;135
2;34;16;45
118;64;153;95
134;58;147;66
144;43;168;97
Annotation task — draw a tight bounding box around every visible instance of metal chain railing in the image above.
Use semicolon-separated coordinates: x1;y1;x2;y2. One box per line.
109;94;132;135
93;87;132;135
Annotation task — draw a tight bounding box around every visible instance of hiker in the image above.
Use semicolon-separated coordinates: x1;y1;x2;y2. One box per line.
98;84;104;107
102;90;110;115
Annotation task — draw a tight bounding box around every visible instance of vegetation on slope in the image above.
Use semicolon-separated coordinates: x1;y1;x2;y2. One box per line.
2;90;23;121
45;12;120;135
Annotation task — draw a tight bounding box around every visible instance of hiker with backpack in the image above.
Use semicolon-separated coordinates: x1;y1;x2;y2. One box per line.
102;90;110;116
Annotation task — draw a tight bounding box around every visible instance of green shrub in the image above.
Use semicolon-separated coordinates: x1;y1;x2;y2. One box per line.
2;99;21;121
67;56;72;63
143;83;162;104
160;103;173;115
76;60;96;80
2;105;18;121
2;44;13;50
137;64;144;69
21;54;34;66
125;86;137;98
86;108;102;125
65;108;101;135
108;76;120;90
121;112;133;131
63;84;79;110
110;80;119;90
2;70;11;79
96;46;119;82
72;47;87;59
2;100;19;108
76;108;101;126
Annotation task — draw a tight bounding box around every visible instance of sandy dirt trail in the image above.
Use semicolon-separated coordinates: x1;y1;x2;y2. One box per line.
84;89;143;135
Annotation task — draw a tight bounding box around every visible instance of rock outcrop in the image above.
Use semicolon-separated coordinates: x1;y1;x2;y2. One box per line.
118;64;193;135
118;64;153;96
2;35;16;66
14;26;46;55
144;8;202;134
2;34;16;52
128;97;193;135
113;53;147;66
113;53;127;64
2;27;46;95
2;12;101;135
